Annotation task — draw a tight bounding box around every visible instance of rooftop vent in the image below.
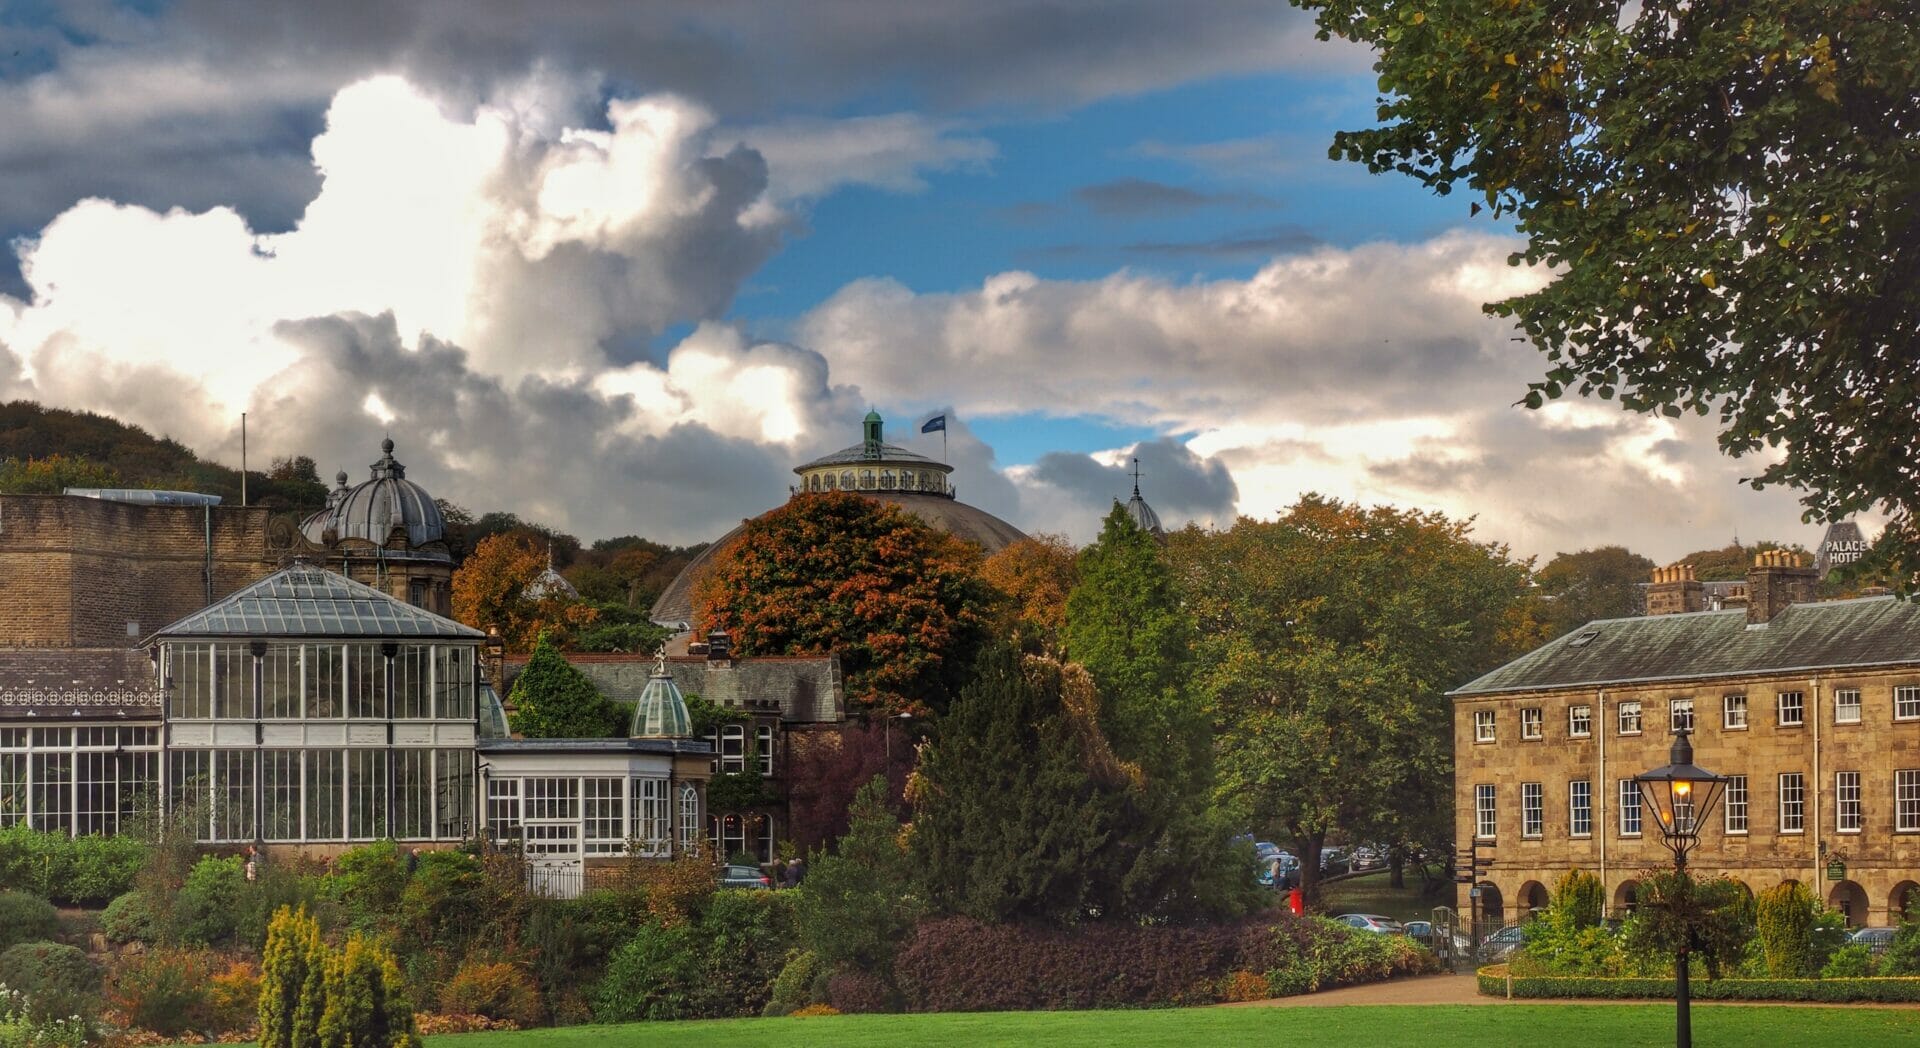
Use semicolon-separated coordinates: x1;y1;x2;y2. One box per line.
1569;628;1601;648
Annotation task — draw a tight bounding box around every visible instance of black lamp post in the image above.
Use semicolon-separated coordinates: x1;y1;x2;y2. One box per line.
1634;728;1728;1048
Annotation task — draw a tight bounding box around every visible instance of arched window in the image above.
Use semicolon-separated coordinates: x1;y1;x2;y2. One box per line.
899;471;916;491
841;471;855;490
678;784;699;852
861;469;875;489
881;470;895;489
922;471;938;492
807;475;820;492
823;472;835;490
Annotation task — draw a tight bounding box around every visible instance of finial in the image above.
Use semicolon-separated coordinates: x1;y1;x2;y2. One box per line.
382;436;395;455
335;470;349;487
1131;457;1143;499
546;539;553;570
653;644;668;676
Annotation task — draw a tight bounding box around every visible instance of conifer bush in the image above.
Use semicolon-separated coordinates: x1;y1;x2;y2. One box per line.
259;906;327;1048
258;905;418;1048
0;942;98;1024
508;632;624;738
1757;882;1818;977
0;893;59;952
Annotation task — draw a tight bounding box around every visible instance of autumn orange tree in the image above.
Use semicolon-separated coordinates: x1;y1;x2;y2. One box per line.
979;533;1077;656
693;491;993;715
451;532;597;653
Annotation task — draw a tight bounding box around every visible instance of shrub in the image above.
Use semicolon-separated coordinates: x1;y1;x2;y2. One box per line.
315;934;421;1048
524;892;644;1025
1259;918;1437;995
790;1004;841;1017
1881;923;1920;976
1219;970;1270;1003
1756;882;1817;977
1550;869;1605;930
763;951;824;1017
110;948;216;1036
639;846;716;928
0;987;89;1048
208;960;261;1035
696;889;798;1016
0;827;146;906
101;890;162;945
328;842;410;929
795;777;920;972
593;922;704;1022
174;856;246;946
260;906;328;1048
0;893;59;952
399;851;485;944
0;942;98;1024
1821;943;1876;979
440;961;544;1027
825;966;895;1014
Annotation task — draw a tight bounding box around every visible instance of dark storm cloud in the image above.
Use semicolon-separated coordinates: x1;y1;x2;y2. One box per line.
1029;437;1238;525
1072;178;1276;217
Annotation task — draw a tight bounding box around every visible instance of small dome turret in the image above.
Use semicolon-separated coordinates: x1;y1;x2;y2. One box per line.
631;650;693;738
299;437;448;554
1122;457;1164;539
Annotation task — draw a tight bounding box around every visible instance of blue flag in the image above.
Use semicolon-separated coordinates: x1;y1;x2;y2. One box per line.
921;415;947;434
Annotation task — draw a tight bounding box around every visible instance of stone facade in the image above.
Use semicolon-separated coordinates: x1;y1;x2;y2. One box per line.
0;494;285;648
1454;555;1920;930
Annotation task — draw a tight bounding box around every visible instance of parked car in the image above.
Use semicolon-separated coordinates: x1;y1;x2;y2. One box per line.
1320;847;1349;873
1334;913;1406;935
718;863;773;889
1849;927;1899;954
1349;846;1380;870
1404;920;1472;956
1475;923;1529;963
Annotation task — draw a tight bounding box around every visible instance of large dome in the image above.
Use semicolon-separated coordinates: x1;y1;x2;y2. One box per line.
300;438;448;556
650;413;1026;629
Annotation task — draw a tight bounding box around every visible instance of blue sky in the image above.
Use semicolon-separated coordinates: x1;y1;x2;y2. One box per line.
0;1;1822;558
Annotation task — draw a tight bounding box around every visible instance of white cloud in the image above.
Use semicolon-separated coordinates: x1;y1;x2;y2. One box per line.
733;114;996;200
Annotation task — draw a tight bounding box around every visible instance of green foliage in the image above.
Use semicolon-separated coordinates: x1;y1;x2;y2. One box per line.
797;777;922;971
259;906;328;1048
397;851;485;943
1550;869;1604;931
1293;1;1920;580
593;922;704;1023
1619;872;1754;980
1822;943;1876;979
1756;881;1818;977
315;935;421;1048
697;890;800;1017
572;602;671;655
707;771;780;814
508;632;624;738
101;891;162;945
0;827;148;905
1478;965;1920;1003
763;951;824;1017
0;943;98;1025
1534;547;1656;633
328;841;411;929
1173;496;1537;897
0;986;89;1048
0;454;121;493
0;894;58;953
683;694;743;738
174;856;246;946
1262;918;1439;996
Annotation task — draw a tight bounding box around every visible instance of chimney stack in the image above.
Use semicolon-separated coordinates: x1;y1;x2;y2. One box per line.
1747;549;1819;626
1646;561;1705;616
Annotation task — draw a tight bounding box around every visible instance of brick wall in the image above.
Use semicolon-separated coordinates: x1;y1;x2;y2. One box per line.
0;495;281;646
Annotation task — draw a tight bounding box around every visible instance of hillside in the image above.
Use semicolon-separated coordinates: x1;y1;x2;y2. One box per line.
0;400;328;512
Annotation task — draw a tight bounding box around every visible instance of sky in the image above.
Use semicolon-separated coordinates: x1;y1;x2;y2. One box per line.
0;0;1827;562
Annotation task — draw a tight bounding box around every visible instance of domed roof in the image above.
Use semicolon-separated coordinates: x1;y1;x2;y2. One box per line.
524;544;580;601
301;438;448;555
794;411;951;475
631;652;693;738
1123;465;1165;539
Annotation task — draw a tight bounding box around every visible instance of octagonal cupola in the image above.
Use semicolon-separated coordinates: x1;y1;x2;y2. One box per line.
631;650;693;738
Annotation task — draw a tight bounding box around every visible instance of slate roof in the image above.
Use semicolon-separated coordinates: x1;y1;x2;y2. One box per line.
149;566;484;640
0;647;162;716
796;441;947;471
503;653;844;724
1451;596;1920;697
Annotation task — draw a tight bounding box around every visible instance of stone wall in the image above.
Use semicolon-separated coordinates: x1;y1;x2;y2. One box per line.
0;494;282;647
1455;666;1920;927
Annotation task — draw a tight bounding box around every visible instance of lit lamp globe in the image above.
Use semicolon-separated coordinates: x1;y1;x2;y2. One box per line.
1633;728;1728;870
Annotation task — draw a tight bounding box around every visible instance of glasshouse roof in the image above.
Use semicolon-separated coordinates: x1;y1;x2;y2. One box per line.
150;566;485;641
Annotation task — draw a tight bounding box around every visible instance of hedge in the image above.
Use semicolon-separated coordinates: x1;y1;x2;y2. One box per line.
1477;964;1920;1003
0;827;148;906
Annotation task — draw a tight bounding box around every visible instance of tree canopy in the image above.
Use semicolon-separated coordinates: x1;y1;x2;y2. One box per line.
979;533;1078;656
1296;1;1920;574
1169;495;1541;898
1535;545;1655;635
506;632;624;739
451;533;598;654
693;491;993;716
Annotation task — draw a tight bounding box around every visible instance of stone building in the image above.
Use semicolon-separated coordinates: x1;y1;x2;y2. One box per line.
1453;551;1920;929
649;411;1028;632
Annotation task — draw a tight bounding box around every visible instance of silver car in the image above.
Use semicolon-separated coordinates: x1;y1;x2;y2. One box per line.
1335;913;1406;934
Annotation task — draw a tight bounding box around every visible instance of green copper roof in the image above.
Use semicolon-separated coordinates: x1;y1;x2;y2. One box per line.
1451;596;1920;697
150;566;485;640
631;663;693;738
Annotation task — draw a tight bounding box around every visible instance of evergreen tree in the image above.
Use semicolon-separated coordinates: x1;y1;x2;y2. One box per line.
315;935;419;1048
794;776;921;971
257;905;326;1048
507;632;623;738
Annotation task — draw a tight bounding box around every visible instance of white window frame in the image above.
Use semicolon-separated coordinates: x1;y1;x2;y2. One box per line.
1474;784;1496;839
1669;698;1694;734
756;724;775;776
1617;701;1642;735
1779;772;1805;833
1722;693;1747;730
1618;779;1642;837
1474;710;1496;743
1520;708;1543;740
1521;782;1543;838
1896;686;1920;722
1835;688;1863;725
719;725;747;773
1836;771;1862;834
1569;780;1592;837
1777;691;1805;727
1568;705;1592;738
1725;775;1749;834
1897;771;1920;833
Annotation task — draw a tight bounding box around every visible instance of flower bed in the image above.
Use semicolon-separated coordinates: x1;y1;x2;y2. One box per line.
1477;964;1920;1003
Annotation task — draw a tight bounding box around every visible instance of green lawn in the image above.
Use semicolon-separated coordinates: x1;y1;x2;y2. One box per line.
434;1005;1920;1048
1320;870;1451;924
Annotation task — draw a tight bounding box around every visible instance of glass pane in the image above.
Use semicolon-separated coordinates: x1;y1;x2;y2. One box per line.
348;749;388;839
213;750;256;841
169;644;212;719
394;646;432;719
394;750;433;840
436;647;475;719
263;751;302;841
263;645;303;718
307;646;343;718
214;645;253;719
306;750;345;840
434;750;473;840
31;752;72;835
346;645;386;719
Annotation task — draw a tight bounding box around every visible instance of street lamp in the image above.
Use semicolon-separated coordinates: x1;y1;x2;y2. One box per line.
1634;728;1729;1048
